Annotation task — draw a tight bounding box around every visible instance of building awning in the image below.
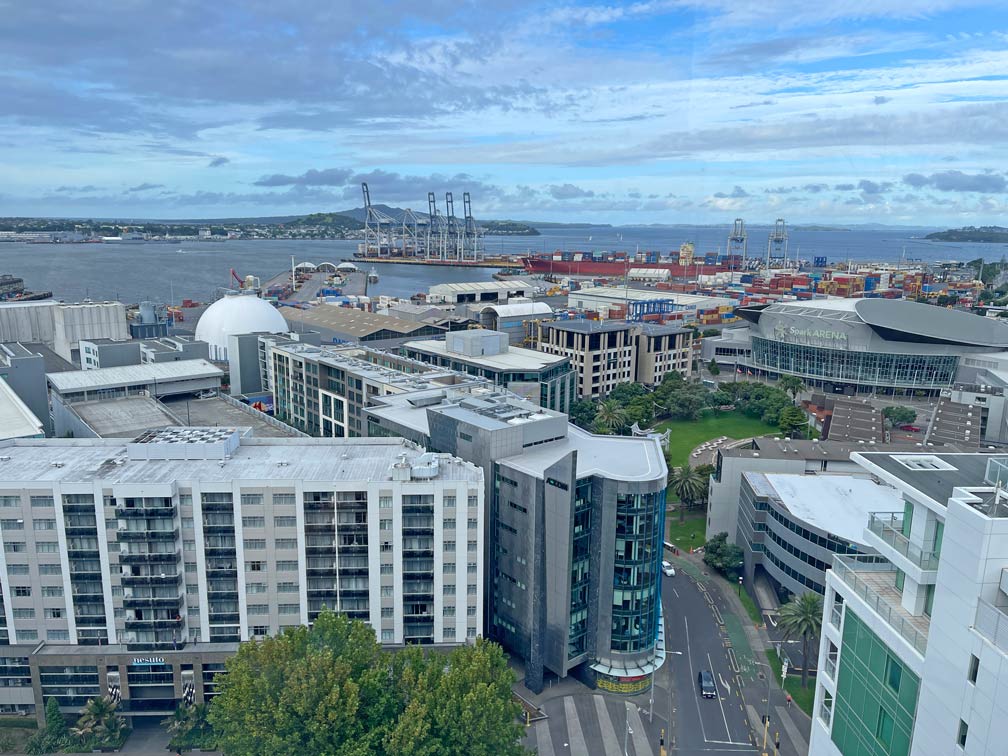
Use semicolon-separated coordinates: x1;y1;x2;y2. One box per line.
590;598;667;678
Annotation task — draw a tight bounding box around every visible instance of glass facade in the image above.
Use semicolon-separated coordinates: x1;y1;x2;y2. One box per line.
568;480;592;660
831;610;919;756
611;490;665;653
752;336;958;390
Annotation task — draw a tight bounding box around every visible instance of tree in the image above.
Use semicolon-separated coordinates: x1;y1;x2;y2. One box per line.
702;328;720;337
777;592;824;689
669;464;705;524
693;463;716;512
209;611;528;756
882;405;917;427
71;696;127;750
778;375;805;405
702;532;744;579
44;698;66;742
594;400;628;435
708;359;720;376
164;703;216;752
568;399;597;431
777;405;808;438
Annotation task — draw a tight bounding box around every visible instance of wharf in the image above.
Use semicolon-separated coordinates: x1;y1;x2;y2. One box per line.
344;256;521;269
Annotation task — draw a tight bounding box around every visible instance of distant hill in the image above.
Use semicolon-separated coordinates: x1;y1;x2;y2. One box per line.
285;212;363;231
336;205;539;235
927;226;1008;243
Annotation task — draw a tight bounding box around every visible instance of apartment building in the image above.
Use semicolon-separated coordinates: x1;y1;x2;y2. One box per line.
537;320;692;399
811;452;1008;756
365;385;668;695
0;430;483;723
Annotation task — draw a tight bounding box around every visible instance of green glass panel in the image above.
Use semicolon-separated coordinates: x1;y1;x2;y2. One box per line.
895;569;905;593
902;501;913;537
924;584;935;617
933;521;944;557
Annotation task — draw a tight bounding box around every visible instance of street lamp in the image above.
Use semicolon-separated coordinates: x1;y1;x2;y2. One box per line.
623;701;634;756
753;661;773;754
647;651;685;724
737;575;743;596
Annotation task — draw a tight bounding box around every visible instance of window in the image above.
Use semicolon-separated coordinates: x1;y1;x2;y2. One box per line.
380;564;393;575
6;564;27;576
13;586;30;598
185;562;197;573
242;516;265;529
277;582;298;593
44;608;62;619
243;538;266;550
246;561;264;572
277;560;298;571
29;496;53;508
443;605;455;617
467;562;477;574
247;604;268;615
273;493;296;506
187;584;198;595
240;494;263;507
39;564;61;575
443;518;456;530
33;519;56;531
0;496;19;508
467;518;477;529
443;562;455;574
443;496;456;509
41;586;62;598
381;629;393;642
875;707;894;749
3;542;24;553
467;585;477;595
246;583;267;594
182;517;194;529
184;540;195;552
251;625;269;637
274;516;296;528
379;519;392;531
18;630;36;640
379;496;393;509
968;654;979;685
0;520;23;531
48;630;69;641
467;540;477;552
275;538;297;550
381;607;394;618
381;586;393;597
957;720;968;748
35;542;57;553
278;604;300;615
444;541;455;552
444;584;455;594
885;656;901;693
12;609;34;619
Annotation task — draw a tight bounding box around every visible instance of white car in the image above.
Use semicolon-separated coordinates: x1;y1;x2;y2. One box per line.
662;561;676;577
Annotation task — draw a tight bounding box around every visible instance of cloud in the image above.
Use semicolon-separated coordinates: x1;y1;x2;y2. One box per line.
833;183;856;191
208;156;230;167
803;183;829;193
873;96;892;105
548;183;595;200
55;185;99;193
902;170;1007;193
254;168;354;187
857;179;892;195
730;99;775;110
713;186;749;198
126;183;165;193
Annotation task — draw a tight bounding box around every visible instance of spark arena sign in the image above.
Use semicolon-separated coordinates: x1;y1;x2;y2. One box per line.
772;323;848;345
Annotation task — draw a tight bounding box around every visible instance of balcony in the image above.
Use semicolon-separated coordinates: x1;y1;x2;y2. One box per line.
122;595;182;610
64;524;98;537
119;550;180;565
974;599;1008;654
864;513;939;574
124;617;182;630
833;555;929;656
201;522;235;534
117;527;179;542
121;572;181;587
74;614;108;627
116;504;175;518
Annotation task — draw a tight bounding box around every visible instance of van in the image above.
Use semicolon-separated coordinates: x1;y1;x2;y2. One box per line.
698;670;717;699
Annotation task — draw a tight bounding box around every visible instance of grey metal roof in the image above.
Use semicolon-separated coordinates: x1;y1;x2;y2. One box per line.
853;451;997;506
47;359;223;393
854;298;1008;348
541;319;634;334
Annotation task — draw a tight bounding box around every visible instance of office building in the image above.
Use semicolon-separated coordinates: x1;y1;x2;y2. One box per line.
0;342;56;435
79;338;141;370
402;330;577;413
704;298;1008;396
566;288;732;320
365;385;668;695
737;473;898;597
811;452;1008;756
139;336;210;365
473;302;554;345
537;320;693;398
0;430;483;723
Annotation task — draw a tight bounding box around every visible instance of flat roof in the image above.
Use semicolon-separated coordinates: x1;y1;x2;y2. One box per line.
0;436;483;486
428;279;539;295
2;342;76;373
160;396;302;438
853;451;997;507
569;287;732;307
71;396;180;438
541;319;634;334
500;425;667;483
748;472;903;544
47;359;223;393
284;305;439;338
0;378;43;440
404;338;567;372
481;302;553;318
721;437;923;462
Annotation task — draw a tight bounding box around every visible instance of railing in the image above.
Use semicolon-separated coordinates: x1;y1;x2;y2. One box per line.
830;603;843;629
974;599;1008;654
832;555;928;656
866;513;940;570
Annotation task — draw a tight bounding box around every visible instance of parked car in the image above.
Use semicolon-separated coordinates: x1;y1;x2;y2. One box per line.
698;670;717;699
898;424;922;432
662;560;676;577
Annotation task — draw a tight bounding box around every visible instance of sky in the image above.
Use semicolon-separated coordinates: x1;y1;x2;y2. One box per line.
2;0;1008;226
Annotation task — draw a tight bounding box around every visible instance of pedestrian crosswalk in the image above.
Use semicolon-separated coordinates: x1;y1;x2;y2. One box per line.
530;694;655;756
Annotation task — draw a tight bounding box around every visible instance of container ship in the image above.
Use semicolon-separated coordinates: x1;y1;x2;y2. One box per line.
521;245;745;277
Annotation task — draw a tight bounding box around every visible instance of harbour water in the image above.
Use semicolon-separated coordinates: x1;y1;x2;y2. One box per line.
0;227;1004;305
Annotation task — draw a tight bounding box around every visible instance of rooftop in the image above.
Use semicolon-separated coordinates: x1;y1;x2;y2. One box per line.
853;451;998;507
481;302;553;318
746;472;902;544
47;359;224;393
71;396;181;438
569;287;732;307
0;341;76;372
0;435;483;486
0;378;43;440
721;437;922;462
405;337;567;371
541;319;635;334
428;279;540;295
284;305;442;339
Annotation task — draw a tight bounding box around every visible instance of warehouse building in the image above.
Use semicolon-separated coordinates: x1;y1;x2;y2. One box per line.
426;279;542;305
704;298;1008;396
0;430;483;723
0;300;128;363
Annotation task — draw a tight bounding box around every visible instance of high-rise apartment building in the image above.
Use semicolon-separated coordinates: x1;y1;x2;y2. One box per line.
0;430;483;723
811;451;1008;756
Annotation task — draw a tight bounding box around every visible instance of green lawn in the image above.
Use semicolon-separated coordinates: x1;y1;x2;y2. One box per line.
657;410;778;469
665;512;706;550
766;647;816;717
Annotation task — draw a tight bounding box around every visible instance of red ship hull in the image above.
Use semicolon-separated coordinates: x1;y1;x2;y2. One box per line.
521;257;733;277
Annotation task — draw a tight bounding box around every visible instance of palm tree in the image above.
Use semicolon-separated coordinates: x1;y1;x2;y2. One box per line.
670;464;705;524
594;400;628;435
72;696;125;748
778;375;806;405
164;703;213;751
777;592;824;689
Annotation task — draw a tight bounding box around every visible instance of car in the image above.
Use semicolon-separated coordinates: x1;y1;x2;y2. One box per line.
898;424;922;432
662;560;676;577
698;670;717;699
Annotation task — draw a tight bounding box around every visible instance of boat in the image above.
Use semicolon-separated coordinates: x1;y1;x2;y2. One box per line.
367;267;379;283
520;250;742;277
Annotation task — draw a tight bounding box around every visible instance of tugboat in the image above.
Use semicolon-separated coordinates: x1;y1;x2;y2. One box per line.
367;267;379;284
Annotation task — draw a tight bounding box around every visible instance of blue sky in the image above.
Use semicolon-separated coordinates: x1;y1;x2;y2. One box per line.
2;0;1007;225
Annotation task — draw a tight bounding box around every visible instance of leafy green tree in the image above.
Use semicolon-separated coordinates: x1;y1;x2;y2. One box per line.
778;405;808;438
568;399;597;430
702;532;744;578
669;463;705;523
71;696;127;750
44;698;65;742
777;592;824;689
209;612;527;756
882;405;917;426
164;703;216;752
594;400;629;434
778;375;805;404
702;328;720;337
708;359;720;376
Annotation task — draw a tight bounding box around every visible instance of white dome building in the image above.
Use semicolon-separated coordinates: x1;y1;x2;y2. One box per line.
195;291;288;361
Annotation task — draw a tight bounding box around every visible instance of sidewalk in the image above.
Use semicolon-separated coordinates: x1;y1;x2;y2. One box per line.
682;551;812;756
